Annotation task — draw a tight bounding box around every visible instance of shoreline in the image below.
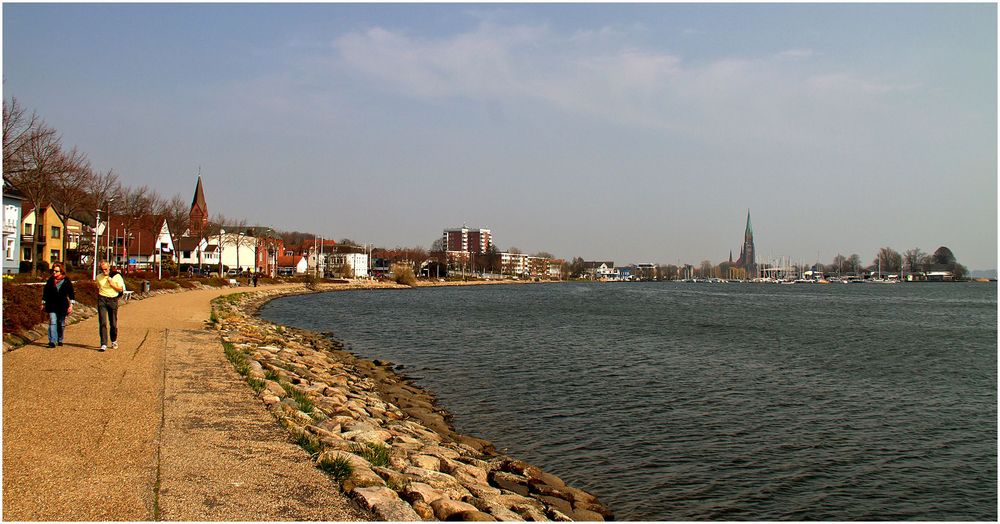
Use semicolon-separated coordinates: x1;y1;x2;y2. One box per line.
213;281;613;521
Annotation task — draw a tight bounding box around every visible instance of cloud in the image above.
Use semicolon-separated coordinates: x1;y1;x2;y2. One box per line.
329;22;920;143
775;48;814;60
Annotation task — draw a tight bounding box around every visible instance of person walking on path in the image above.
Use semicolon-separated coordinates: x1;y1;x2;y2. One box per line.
95;261;125;351
40;262;75;348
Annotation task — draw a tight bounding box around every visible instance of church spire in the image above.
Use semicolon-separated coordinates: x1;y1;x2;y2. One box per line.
189;175;209;236
745;209;753;239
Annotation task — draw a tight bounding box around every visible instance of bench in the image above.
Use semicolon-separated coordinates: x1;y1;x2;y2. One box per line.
122;290;134;302
227;279;239;287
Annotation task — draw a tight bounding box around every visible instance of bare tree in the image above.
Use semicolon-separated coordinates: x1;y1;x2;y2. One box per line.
229;217;253;272
115;185;163;266
831;254;847;275
873;247;903;274
903;248;927;274
7;123;63;274
3;97;52;178
48;147;94;265
156;193;191;276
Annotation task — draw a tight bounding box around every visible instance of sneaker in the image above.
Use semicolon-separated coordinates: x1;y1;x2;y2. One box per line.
58;341;63;346
47;342;56;348
99;345;107;352
111;341;119;349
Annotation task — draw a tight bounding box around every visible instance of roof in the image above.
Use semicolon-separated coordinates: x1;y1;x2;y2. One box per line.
175;236;202;251
276;255;305;267
191;176;208;215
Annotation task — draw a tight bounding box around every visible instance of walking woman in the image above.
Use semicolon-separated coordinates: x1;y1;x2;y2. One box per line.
40;262;75;348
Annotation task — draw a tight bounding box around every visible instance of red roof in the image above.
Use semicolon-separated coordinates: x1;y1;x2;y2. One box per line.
276;255;305;268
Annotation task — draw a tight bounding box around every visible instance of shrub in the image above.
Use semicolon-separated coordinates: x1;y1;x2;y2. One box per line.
392;264;417;286
2;281;46;336
149;279;179;290
177;279;197;289
203;277;228;287
73;280;99;307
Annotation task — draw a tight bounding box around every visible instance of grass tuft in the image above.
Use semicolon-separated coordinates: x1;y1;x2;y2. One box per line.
296;432;323;457
350;442;391;468
318;455;353;481
280;382;314;414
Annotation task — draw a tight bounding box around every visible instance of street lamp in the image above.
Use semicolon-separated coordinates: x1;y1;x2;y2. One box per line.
218;229;225;277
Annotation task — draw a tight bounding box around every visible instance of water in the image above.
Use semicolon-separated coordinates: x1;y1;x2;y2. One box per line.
261;282;997;520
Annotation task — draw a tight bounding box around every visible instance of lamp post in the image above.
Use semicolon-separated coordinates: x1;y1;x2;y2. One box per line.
105;198;114;263
92;207;102;280
218;229;225;277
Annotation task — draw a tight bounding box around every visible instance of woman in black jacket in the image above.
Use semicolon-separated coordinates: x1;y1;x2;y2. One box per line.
41;262;75;348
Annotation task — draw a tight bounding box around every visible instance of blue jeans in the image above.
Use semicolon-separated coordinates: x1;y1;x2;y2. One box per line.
48;312;66;344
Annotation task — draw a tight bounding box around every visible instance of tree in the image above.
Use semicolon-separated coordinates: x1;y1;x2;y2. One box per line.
9;123;63;275
930;246;967;279
903;248;927;274
874;247;902;274
847;254;863;275
532;251;554;259
569;257;586;278
156;193;191;276
48;147;93;265
831;254;848;275
3;97;50;178
699;260;714;278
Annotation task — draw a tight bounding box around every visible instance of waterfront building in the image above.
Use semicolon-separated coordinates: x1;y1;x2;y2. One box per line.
3;186;24;273
444;226;492;254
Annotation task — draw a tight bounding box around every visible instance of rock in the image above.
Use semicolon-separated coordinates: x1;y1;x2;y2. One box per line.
412;454;442;471
570;508;605;521
411;501;435;520
469;497;524;521
401;481;445;505
342;428;392;445
539;495;573;515
263;380;286;397
489;471;530;497
350;486;421;521
571;501;613;520
431;498;482;520
403;466;473;501
447;510;497;521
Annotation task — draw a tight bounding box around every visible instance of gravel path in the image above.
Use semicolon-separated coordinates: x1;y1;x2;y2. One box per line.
2;284;369;521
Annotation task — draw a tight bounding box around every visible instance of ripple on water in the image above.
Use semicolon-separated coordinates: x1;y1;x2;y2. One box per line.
261;282;997;520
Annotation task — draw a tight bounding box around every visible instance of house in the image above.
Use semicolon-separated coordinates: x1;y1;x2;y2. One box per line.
583;261;616;280
105;215;174;270
3;186;24;274
20;204;65;269
276;255;308;275
327;252;369;278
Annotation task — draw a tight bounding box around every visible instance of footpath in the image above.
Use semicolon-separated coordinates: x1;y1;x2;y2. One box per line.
2;284;369;521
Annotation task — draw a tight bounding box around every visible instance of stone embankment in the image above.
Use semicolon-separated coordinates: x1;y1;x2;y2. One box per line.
212;284;613;521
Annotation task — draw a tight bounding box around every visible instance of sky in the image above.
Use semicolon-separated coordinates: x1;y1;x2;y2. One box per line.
3;3;997;269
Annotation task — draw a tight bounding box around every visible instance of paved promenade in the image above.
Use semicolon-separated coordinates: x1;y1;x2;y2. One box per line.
2;284;369;521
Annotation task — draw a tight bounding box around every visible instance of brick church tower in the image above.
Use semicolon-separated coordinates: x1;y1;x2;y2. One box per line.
189;176;209;237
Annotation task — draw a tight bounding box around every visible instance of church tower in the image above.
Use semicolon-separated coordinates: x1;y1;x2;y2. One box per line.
734;210;756;278
189;176;209;237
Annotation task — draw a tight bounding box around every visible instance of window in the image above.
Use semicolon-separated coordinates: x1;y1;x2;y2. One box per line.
183;250;191;258
23;248;31;261
24;223;32;235
51;226;61;239
50;250;59;263
5;238;14;261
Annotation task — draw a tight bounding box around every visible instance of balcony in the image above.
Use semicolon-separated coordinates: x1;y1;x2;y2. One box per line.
21;234;46;245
